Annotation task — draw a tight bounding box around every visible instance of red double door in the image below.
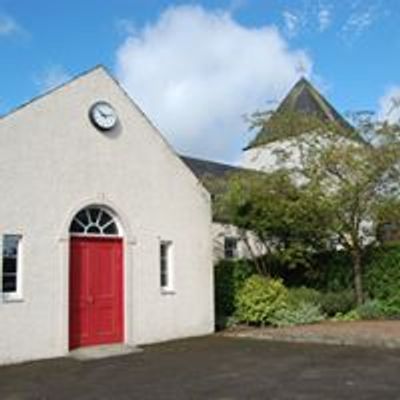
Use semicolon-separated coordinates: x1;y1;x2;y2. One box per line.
69;237;124;350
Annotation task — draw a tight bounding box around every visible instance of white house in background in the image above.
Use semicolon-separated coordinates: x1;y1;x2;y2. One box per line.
0;66;214;365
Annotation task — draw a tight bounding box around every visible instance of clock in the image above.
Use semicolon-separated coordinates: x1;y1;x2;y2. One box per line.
89;101;118;131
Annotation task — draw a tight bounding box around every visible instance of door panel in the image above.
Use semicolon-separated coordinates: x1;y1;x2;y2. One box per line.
69;237;123;349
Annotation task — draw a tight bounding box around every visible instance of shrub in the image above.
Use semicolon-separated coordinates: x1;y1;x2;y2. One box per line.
307;251;353;292
331;309;361;322
235;275;288;325
379;296;400;318
214;259;254;320
269;302;325;327
364;245;400;303
356;299;386;320
320;290;356;316
287;287;322;307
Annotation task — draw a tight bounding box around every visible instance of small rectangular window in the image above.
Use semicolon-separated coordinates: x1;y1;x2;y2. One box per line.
2;235;22;300
160;241;173;291
224;237;238;259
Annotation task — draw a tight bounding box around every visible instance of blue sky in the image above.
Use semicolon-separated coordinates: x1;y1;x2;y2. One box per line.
1;0;400;163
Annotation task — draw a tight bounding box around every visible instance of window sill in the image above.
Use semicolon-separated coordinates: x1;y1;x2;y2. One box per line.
2;294;24;303
160;288;176;296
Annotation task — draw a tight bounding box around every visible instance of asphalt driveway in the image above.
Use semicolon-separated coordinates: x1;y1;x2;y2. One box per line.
1;336;400;399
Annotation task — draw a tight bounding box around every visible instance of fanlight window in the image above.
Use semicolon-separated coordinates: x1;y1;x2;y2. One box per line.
70;207;120;236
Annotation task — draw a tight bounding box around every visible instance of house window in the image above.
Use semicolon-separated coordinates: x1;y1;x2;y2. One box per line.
2;235;22;300
224;237;238;259
160;241;173;291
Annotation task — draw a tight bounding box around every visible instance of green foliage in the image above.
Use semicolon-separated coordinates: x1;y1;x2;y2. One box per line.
300;245;400;308
214;259;254;320
247;109;356;148
304;125;400;304
320;290;356;316
309;251;353;292
286;287;322;307
331;309;361;322
270;286;325;327
364;245;400;302
218;315;240;329
235;275;288;325
356;300;386;320
355;297;400;320
213;244;400;329
269;301;325;327
362;245;400;318
244;107;400;305
213;170;332;275
379;296;400;318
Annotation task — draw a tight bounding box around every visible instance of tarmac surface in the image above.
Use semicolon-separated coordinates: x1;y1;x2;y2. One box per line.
0;335;400;399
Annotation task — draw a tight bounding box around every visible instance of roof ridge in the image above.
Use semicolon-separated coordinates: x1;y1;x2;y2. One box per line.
181;155;243;169
0;64;107;121
306;82;335;121
245;77;357;149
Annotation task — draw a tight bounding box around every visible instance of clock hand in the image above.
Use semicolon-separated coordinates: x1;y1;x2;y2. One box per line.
103;110;114;117
98;109;107;118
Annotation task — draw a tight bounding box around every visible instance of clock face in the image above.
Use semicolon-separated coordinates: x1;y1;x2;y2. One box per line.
89;101;118;131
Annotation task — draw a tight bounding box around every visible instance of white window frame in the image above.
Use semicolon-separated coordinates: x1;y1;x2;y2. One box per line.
2;234;23;302
160;240;174;294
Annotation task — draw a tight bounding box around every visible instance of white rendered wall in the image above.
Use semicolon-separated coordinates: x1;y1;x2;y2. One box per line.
0;67;214;365
242;133;356;174
212;222;265;264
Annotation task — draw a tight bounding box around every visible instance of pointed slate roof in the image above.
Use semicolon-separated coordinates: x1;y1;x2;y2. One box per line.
180;155;259;223
180;155;246;180
246;77;360;149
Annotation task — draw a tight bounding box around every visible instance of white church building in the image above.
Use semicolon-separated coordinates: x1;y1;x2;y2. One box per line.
0;66;214;365
0;64;353;365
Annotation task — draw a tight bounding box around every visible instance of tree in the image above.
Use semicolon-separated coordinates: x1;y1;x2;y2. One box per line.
301;120;400;305
248;109;400;305
210;169;332;277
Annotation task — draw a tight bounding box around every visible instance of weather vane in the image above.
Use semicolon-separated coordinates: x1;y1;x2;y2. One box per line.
296;60;307;77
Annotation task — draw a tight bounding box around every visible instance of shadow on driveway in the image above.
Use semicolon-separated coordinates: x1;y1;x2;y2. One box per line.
0;336;400;399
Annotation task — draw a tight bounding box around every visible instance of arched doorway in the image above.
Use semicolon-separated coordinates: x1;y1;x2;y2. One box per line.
69;206;124;350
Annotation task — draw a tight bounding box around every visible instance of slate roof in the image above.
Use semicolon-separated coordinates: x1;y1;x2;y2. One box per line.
180;155;246;180
181;156;255;222
246;77;361;149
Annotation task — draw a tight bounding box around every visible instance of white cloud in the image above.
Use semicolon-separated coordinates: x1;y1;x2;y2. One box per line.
340;0;386;42
282;10;302;38
0;14;23;37
280;1;334;38
279;1;388;42
378;86;400;124
34;65;72;92
115;5;312;163
318;7;332;32
342;9;374;37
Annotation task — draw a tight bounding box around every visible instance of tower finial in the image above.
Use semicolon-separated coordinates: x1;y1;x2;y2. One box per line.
295;60;307;78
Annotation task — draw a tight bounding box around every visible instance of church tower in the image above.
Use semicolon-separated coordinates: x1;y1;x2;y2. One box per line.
241;78;359;172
